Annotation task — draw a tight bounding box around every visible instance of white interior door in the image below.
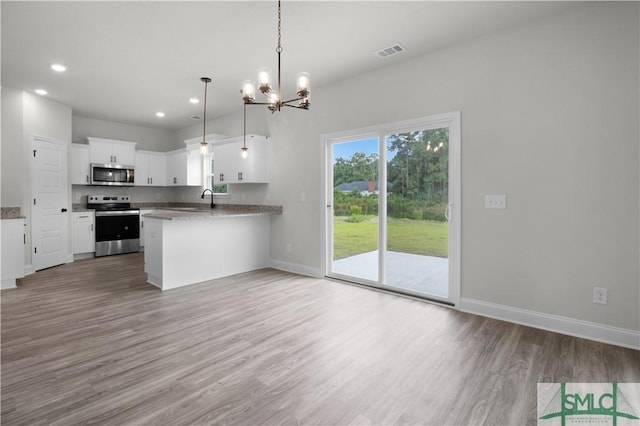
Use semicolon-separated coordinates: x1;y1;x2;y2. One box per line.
31;136;69;271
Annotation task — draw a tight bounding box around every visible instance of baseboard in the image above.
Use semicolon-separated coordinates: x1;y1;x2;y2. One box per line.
269;259;322;278
459;297;640;350
73;253;95;261
24;264;34;276
1;279;17;290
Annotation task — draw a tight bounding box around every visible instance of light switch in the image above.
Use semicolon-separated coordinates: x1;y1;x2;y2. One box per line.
485;194;506;209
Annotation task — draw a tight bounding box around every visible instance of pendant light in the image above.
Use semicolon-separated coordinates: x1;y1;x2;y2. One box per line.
200;77;211;155
242;104;249;159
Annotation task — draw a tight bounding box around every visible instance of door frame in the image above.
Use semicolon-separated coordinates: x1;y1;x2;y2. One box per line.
322;111;461;306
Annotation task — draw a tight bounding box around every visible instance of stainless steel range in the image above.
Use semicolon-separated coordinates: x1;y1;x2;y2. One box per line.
88;195;140;257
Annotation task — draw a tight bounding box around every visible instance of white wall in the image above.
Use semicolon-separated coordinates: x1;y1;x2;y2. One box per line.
72;116;178;151
261;2;639;332
1;87;24;207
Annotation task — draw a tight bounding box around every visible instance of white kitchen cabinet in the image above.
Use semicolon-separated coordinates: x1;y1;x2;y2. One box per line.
135;151;166;186
139;209;153;248
165;146;202;186
1;218;25;289
70;143;90;185
72;211;95;255
213;134;268;184
88;137;137;165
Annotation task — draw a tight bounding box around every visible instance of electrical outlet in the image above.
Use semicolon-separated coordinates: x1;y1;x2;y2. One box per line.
485;194;506;209
593;287;608;304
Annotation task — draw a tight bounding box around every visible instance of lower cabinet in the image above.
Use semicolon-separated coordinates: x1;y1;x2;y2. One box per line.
1;218;25;289
139;209;153;248
72;212;95;255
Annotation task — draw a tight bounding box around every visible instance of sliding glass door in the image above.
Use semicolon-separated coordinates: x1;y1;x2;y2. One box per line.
330;137;379;284
384;129;450;299
326;113;460;305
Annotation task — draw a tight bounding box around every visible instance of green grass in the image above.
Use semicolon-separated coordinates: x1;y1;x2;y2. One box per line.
333;215;448;260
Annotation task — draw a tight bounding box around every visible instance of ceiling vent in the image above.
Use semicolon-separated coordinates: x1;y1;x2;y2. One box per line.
375;44;406;59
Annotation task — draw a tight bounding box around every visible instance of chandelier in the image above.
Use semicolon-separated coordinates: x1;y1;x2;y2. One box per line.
240;1;310;156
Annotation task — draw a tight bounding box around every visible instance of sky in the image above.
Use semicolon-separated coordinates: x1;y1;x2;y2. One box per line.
332;137;377;162
332;137;397;163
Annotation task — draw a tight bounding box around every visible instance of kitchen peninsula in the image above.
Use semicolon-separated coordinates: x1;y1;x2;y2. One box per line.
143;204;282;290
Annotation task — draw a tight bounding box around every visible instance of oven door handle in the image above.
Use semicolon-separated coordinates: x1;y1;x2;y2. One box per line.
95;210;140;216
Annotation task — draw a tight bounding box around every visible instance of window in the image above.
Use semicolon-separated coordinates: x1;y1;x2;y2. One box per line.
203;151;228;194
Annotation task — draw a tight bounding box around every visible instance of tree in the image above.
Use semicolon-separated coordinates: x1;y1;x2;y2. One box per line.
386;128;449;202
333;152;379;187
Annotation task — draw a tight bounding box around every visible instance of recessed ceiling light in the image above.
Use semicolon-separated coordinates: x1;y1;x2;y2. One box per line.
51;63;67;72
35;89;48;96
189;98;199;104
155;112;165;118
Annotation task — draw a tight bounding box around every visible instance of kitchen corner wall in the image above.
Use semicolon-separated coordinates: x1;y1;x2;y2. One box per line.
1;87;24;207
1;89;73;267
258;3;639;334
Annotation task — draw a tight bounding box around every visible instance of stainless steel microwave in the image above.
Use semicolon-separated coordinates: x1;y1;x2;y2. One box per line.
90;163;135;186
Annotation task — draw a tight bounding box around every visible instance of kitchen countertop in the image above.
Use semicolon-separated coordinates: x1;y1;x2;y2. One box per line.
72;203;283;215
144;206;280;221
1;208;25;219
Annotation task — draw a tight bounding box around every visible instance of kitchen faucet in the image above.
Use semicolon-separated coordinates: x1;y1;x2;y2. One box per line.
201;188;215;209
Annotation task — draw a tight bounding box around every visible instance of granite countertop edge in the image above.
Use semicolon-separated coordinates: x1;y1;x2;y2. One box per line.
143;210;275;221
72;203;283;218
1;207;25;219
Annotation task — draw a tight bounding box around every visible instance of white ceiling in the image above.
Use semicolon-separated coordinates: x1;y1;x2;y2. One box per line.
2;1;579;131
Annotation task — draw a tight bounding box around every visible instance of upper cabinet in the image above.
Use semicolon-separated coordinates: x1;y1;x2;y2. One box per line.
70;143;90;185
135;151;166;186
70;133;269;188
88;137;137;165
213;135;268;184
165;144;202;186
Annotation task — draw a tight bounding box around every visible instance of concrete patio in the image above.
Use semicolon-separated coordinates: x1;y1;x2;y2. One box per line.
332;250;448;298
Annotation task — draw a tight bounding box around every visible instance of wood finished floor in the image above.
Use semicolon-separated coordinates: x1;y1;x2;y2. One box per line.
1;253;638;425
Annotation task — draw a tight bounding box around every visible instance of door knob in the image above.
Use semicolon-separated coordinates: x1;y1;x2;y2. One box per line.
61;208;68;212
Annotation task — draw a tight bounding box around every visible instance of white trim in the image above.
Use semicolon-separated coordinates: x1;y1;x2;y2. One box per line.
183;133;227;147
459;297;640;350
269;259;322;278
1;279;18;290
24;264;35;275
321;112;461;306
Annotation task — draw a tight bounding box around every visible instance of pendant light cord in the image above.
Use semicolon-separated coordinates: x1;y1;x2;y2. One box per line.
202;79;208;143
276;1;282;110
